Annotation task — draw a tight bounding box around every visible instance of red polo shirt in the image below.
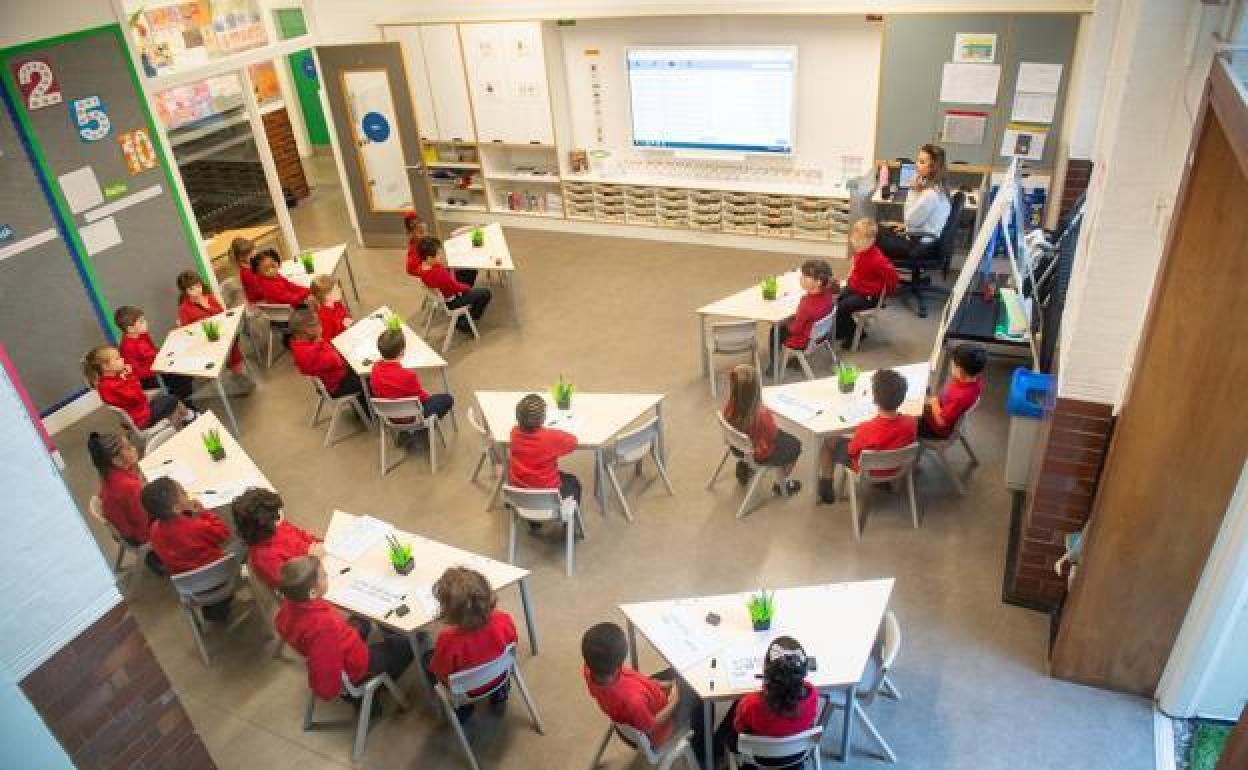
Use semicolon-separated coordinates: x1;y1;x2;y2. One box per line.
291;338;348;394
723;404;779;463
97;372;151;428
923;378;984;438
583;665;673;747
369;359;429;402
276;598;369;701
405;242;422;277
238;266;263;303
509;426;577;490
148;511;229;575
178;294;224;326
428;610;517;694
420;263;469;299
317;301;350;341
847;244;899;298
848;413;918;475
118;333;158;381
734;682;819;737
99;467;150;544
255;272;311;307
785;289;837;350
248;520;320;589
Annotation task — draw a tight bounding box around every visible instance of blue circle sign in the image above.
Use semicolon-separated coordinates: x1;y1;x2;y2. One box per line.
300;53;317;80
361;111;390;142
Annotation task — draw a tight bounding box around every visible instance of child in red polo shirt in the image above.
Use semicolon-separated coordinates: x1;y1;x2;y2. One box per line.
714;636;819;765
425;567;518;721
403;212;428;277
231;237;263;303
921;343;986;439
175;272;250;385
510;393;580;518
723;364;802;495
142;477;233;620
276;555;414;703
369;328;454;422
252;250;311;307
114;305;194;403
415;236;491;333
582;622;707;764
87;431;165;574
819;368;918;503
84;344;190;429
308;275;353;341
835;219;899;347
231;488;321;590
767;259;839;377
289;307;371;419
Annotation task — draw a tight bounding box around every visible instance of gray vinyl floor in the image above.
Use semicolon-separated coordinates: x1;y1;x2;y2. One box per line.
53;155;1156;770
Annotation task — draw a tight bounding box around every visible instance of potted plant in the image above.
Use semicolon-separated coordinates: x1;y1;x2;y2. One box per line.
470;227;485;248
837;362;859;394
384;314;403;333
551;375;574;411
747;590;775;632
761;275;779;301
299;251;316;274
385;534;414;575
201;319;221;342
201;429;225;462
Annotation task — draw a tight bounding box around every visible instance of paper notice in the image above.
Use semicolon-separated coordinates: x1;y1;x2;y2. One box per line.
941;111;988;145
1016;62;1063;94
940;63;1000;105
1001;125;1048;161
79;217;121;256
1011;92;1057;124
59;166;103;214
953;33;997;64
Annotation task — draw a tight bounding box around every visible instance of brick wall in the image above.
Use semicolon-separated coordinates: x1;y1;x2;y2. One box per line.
20;604;215;770
1058;159;1093;223
1007;397;1115;609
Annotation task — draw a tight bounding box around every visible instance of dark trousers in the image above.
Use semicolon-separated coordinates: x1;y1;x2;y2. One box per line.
146;392;182;426
346;616;414;685
447;287;492;323
560;471;582;505
714;701;806;768
422;392;454;420
332;369;372;419
453;268;479;286
142;374;194;402
834;290;879;342
875;225;926;262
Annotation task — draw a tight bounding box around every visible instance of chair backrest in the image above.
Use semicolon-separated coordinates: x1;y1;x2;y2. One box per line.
445;643;516;702
467;405;490;439
87;495;125;544
861;609;902;702
256;302;293;322
716;411;755;458
308;376;337;402
948;395;981;439
805;310;838;352
219;276;245;309
145;425;176;454
502;484;565;523
736;726;824;766
936;191;966;259
170;553;241;607
104;402;142;436
613;723;665;764
610;415;660;465
370;396;429;428
710;319;758;354
857;443;920;479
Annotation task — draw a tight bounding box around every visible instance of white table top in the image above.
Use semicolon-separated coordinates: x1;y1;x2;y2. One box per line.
697;270;804;323
280;243;347;288
138;411;273;509
763;362;929;437
152;307;243;379
445;223;514;271
475;390;664;448
331;306;446;377
320;510;528;634
621;578;894;700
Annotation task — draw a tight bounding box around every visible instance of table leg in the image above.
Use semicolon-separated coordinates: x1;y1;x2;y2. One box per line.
703;701;714;770
772;322;782;385
655;402;666;465
699;314;709;377
627;619;639;671
440;368;458;432
343;247;361;303
594;449;607;514
838;683;856;762
812;434;823;507
216;379;241;437
509;269;522;325
518;577;539;655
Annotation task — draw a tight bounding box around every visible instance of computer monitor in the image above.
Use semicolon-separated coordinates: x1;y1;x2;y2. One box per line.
898;163;918;189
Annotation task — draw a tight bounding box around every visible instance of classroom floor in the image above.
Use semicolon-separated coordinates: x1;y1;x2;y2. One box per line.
54;156;1156;770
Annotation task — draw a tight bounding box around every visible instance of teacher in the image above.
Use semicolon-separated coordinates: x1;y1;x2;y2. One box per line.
875;143;953;266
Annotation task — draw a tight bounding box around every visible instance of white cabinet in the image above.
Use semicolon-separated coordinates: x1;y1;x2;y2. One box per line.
384;24;477;142
382;25;439;142
460;22;554;145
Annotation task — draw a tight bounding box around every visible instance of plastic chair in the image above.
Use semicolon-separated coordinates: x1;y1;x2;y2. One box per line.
468;407;505;509
779;310;838;382
849;293;888;352
918;397;981;495
502;485;586;577
87;495;150;590
706;319;761;398
729;726;825;769
824;610;902;763
255;302;293;368
169;554;256;666
306;376;370;447
835;444;921;539
304;670;409;762
102;403;177;454
220;278;262;369
707;412;776;519
421;287;479;353
434;643;545;770
588;722;699;770
603;416;674;521
243;565;290;660
371;396;447;475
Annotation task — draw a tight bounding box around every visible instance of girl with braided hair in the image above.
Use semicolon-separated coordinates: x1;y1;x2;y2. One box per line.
715;635;819;768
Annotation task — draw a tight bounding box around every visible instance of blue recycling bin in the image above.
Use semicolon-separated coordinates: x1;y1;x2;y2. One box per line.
1006;369;1055;488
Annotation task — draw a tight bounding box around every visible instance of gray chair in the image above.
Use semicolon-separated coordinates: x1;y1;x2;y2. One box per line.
918;397;981;495
779;310;838;382
603;416;674;521
255;302;293;368
306;376;370;447
835;444;921;539
707;412;776;519
503;485;586;577
824;610;903;763
304;669;409;762
422;286;479;353
371;396;447;475
219;277;263;369
468;406;505;510
434;643;544;770
87;495;150;591
849;292;888;352
102;402;177;454
706;319;761;398
729;725;824;770
588;721;700;770
169;553;257;666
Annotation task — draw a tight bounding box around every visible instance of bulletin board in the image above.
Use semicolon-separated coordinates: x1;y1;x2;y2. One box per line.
875;14;1079;169
0;24;207;411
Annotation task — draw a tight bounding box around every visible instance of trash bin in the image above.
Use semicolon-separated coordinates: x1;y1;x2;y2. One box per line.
1005;368;1055;490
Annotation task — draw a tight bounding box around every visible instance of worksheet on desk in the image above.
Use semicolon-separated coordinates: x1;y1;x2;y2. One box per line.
648;609;722;671
324;514;392;562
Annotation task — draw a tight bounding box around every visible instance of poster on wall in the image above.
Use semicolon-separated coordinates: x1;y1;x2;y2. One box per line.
953;33;997;64
940;62;1000;105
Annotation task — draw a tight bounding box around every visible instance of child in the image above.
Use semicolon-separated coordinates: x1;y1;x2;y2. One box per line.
835;219;899;347
231;237;262;303
582;622;706;763
819;368;918;503
84;344;190;430
426;567;518;721
920;343;986;439
86;431;163;574
251;249;311;307
415;236;490;331
175;270;247;378
403;212;428;277
141;476;232;620
114;305;193;403
510;393;580;511
231;487;321;590
767;259;839;376
276;555;414;702
723;364;802;495
714;636;819;767
369;328;454;421
289;307;371;418
307;275;353;341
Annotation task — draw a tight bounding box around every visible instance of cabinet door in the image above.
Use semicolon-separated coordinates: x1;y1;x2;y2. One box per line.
382;25;439;142
420;25;477;142
461;22;554;145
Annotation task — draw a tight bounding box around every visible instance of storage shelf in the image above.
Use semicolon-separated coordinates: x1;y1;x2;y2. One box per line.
488;172;562;183
434;202;488;212
490;208;562;218
431;181;485;190
427;161;481;169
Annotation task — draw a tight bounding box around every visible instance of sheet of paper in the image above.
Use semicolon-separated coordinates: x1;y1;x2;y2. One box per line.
410;584;440;618
941;111;988;145
544;411;581;434
940;63;1000;105
898;365;930;400
349;341;380;364
197;473;266;509
1011;92;1057;124
59;166;103;214
79;217;121;256
324;514;392;562
401;348;432;369
648;609;722;671
148;459;197;489
770;391;821;424
173;355;213;372
326;573;407;618
1001;126;1048;161
163;333;196;354
953;33;997;64
843;397;877;424
1016;62;1063;94
723;638;768;690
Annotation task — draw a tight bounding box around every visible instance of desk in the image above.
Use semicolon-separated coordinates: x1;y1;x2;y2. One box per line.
139;411;273;511
763;362;928;502
474;390;665;516
203;225;283;272
153;307;246;437
332;307;452;401
279;243;361;305
444;223;522;324
621;578;895;766
697;271;803;386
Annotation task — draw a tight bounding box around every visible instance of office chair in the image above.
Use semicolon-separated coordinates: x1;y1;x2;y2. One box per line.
897;190;965;318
